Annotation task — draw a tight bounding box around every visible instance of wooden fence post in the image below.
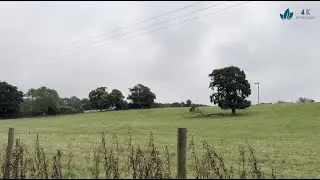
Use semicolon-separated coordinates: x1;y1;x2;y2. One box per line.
4;127;15;179
177;128;187;179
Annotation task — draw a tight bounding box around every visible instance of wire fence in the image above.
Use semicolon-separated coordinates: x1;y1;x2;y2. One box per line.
0;129;319;159
1;127;320;178
0;129;318;142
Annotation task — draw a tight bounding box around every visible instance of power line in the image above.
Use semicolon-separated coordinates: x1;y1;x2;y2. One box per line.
50;1;229;57
50;1;251;59
51;1;206;52
51;1;250;59
134;2;251;40
77;1;228;48
25;1;207;62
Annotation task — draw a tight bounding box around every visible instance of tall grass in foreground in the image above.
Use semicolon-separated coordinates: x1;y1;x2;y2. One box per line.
0;132;278;179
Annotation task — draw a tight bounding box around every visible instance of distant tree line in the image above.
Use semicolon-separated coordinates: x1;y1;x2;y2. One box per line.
276;101;293;104
0;81;205;119
297;97;315;103
2;66;317;119
151;100;206;109
276;97;316;104
260;102;272;105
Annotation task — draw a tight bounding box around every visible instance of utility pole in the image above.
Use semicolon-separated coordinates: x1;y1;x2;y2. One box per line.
254;82;260;104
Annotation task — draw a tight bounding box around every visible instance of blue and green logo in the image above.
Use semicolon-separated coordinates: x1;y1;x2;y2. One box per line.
280;8;294;20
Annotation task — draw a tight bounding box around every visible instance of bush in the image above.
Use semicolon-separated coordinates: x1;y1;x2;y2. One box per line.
59;106;82;115
297;97;315;103
189;105;204;115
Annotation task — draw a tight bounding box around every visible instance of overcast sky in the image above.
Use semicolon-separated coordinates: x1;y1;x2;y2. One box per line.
1;1;320;105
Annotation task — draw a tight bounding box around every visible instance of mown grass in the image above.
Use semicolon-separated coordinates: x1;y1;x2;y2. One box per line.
0;103;320;178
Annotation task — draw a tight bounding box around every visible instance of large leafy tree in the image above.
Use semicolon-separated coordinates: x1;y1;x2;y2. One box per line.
208;66;251;115
81;98;92;110
20;98;33;117
27;86;59;101
69;96;82;110
60;98;71;106
0;81;24;118
89;87;110;111
181;101;185;107
120;100;129;110
108;89;125;110
127;84;156;109
186;99;192;107
26;86;60;115
60;96;82;110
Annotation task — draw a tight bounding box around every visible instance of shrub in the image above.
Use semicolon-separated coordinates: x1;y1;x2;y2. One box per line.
189;105;205;116
59;106;82;115
297;97;315;103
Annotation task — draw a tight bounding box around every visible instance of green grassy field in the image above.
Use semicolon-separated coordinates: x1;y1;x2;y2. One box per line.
0;103;320;178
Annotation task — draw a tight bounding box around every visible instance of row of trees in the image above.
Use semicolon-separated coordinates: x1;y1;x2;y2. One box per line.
6;65;304;118
88;84;158;111
18;86;84;117
0;66;255;118
88;85;197;111
0;81;197;119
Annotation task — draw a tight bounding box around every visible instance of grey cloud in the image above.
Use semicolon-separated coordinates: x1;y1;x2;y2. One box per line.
214;1;320;103
0;1;319;105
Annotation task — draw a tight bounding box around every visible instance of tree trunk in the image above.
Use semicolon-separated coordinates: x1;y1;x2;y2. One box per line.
232;108;236;116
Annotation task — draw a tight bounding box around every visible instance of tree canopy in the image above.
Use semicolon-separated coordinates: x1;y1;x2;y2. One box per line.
60;96;82;110
186;99;192;107
0;80;209;119
27;86;59;101
208;66;251;115
81;98;92;110
0;81;24;118
108;89;125;110
26;86;61;115
89;87;109;111
127;84;156;109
